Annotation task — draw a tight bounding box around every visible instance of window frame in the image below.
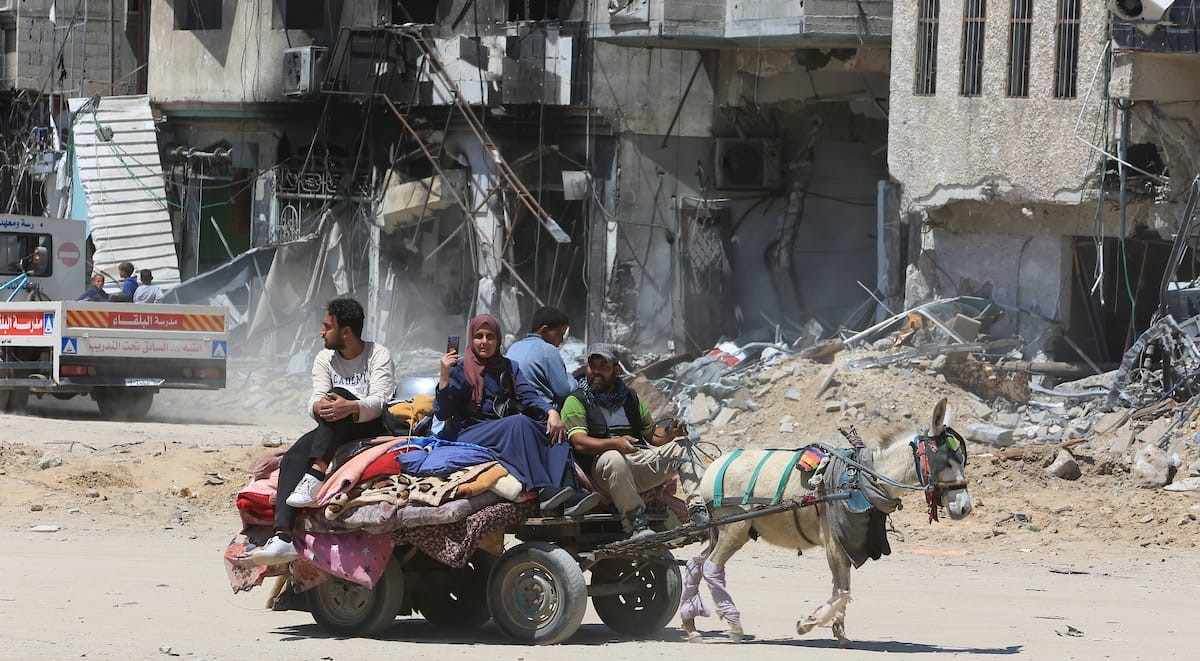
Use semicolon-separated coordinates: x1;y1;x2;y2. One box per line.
914;0;941;96
1006;0;1033;98
959;0;987;97
1053;0;1082;99
0;232;54;278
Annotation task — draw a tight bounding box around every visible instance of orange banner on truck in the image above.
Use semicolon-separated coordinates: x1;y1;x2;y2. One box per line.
65;310;224;332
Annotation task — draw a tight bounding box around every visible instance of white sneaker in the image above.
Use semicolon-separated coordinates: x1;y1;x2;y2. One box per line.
251;535;299;566
285;473;325;508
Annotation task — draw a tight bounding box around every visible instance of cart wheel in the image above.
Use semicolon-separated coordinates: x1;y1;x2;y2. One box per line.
590;553;683;637
308;556;404;636
487;542;587;644
415;551;494;629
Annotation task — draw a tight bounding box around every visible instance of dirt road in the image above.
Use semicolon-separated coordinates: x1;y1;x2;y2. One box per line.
1;397;1198;660
0;518;1193;661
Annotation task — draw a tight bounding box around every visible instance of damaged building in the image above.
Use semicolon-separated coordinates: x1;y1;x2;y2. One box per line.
889;1;1200;367
139;1;899;359
12;1;1200;372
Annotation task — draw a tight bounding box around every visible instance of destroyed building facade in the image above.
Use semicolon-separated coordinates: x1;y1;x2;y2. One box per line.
889;1;1200;365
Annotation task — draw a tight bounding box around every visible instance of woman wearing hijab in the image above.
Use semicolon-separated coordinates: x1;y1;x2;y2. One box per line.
433;314;599;515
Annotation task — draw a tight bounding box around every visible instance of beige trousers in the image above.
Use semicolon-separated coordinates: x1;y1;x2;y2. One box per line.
591;440;705;518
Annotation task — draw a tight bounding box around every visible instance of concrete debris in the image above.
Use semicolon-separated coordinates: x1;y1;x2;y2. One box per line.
30;524;61;532
39;454;63;470
784;389;802;401
711;407;738;428
1132;444;1172;489
824;400;845;413
779;415;796;434
814;367;838;399
1164;476;1200;492
85;488;100;498
688;393;714;425
964;423;1015;447
1046;449;1082;480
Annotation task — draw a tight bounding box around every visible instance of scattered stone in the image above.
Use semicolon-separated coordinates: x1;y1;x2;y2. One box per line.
1139;513;1156;524
930;355;948;372
1136;417;1174;446
871;338;892;351
711;407;738;428
67;507;80;514
823;400;845;413
1132;444;1171;489
1051;505;1073;515
30;504;44;512
261;434;284;448
964;423;1015;447
769;366;793;383
994;412;1021;428
30;524;60;533
1067;406;1085;418
38;454;63;470
1048;424;1064;436
1164;476;1200;492
1046;449;1082;480
814;367;839;399
85;488;100;498
962;396;992;420
159;644;172;654
1094;410;1130;435
779;415;796;434
688;393;714;425
1105;422;1137;454
785;389;802;402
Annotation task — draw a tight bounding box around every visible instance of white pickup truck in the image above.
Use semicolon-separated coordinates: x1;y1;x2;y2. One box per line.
0;216;227;419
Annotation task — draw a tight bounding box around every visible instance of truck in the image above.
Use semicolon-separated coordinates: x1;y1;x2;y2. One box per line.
0;215;226;418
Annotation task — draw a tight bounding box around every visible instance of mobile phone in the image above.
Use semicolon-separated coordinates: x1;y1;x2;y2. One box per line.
447;335;461;353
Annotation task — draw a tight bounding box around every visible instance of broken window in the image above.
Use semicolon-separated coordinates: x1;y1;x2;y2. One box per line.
914;0;940;95
1006;0;1032;97
960;0;986;96
175;0;221;31
508;0;564;22
280;0;326;31
1053;0;1081;98
388;1;440;24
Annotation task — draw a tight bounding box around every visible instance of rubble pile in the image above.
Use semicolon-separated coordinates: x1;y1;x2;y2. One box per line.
639;298;1200;550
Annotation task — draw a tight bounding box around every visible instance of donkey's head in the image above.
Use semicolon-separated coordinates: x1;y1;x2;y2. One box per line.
917;398;972;520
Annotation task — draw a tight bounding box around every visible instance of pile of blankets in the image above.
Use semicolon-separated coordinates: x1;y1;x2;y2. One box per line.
225;435;536;594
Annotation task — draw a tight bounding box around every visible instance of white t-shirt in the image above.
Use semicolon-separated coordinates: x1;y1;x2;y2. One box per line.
309;342;395;422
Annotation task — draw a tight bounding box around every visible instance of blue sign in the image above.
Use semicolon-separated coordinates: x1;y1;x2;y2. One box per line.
211;341;227;358
61;337;77;355
43;312;54;335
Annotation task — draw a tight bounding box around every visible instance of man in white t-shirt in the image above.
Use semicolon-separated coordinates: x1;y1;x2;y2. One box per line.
253;298;395;565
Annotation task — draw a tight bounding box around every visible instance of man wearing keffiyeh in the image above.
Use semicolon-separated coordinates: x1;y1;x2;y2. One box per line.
561;343;710;539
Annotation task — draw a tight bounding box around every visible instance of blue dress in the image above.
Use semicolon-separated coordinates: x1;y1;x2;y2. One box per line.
433;358;570;491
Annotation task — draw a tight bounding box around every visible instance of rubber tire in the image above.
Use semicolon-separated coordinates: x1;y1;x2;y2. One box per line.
308;556;404;636
95;390;154;420
590;552;683;637
414;551;494;629
487;542;587;645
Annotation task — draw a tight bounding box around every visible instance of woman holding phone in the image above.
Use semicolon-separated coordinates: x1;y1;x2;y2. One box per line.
433;314;598;515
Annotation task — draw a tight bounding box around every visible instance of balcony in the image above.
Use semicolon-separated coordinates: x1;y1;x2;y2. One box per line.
593;0;892;49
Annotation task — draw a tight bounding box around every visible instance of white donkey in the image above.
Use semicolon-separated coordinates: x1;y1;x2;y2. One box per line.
680;398;972;646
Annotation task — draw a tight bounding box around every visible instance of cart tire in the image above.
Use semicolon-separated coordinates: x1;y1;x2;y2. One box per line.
308;556;404;636
487;542;587;644
590;553;683;637
95;390;154;420
415;551;494;629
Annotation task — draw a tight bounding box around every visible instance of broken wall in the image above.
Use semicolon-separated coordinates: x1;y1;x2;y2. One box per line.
888;0;1110;212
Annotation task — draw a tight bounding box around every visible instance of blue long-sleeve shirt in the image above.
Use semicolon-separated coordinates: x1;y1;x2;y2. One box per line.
505;334;573;407
432;358;549;440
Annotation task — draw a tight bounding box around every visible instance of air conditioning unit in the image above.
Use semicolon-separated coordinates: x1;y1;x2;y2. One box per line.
283;46;329;97
1108;0;1174;35
714;138;782;191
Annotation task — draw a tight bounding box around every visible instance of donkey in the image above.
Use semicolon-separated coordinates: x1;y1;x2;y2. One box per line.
680;398;972;647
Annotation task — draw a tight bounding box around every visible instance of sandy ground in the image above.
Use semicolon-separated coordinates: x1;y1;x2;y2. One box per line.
2;360;1200;659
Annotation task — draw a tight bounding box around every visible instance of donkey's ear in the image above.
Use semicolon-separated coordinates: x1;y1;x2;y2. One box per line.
930;397;948;437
